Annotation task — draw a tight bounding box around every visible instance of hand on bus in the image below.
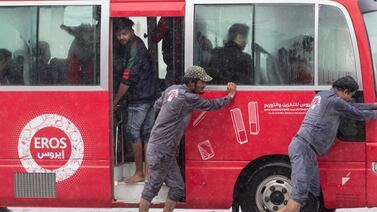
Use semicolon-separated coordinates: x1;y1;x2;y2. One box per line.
227;82;237;98
373;102;377;109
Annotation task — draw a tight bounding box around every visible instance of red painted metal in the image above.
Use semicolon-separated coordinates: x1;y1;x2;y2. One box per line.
110;0;185;17
0;92;111;207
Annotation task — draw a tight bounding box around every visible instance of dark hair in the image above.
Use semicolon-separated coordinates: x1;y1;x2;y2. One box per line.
0;48;11;59
113;18;134;33
332;76;359;93
183;77;201;85
227;23;249;42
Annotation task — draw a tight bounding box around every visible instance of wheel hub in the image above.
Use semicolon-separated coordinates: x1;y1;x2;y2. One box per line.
255;175;292;212
270;191;285;205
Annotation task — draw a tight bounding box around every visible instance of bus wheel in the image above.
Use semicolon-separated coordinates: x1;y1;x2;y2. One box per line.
240;162;291;212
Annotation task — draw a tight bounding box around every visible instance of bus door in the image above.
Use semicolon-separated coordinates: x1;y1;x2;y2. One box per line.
315;1;377;209
0;0;112;208
359;0;377;208
109;0;185;204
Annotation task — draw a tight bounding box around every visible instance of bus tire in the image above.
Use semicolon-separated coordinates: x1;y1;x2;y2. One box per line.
240;162;292;212
239;161;336;212
0;208;11;212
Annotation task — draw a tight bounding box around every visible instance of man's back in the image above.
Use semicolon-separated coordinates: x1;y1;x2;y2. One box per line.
149;84;194;153
298;88;377;155
208;41;252;85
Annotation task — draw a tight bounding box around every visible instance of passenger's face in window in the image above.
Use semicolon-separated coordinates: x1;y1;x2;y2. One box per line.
116;28;133;45
234;34;248;50
37;46;51;65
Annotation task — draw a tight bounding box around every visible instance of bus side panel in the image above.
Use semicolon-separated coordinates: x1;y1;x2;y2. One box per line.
319;162;366;209
185;91;314;208
185;161;247;209
186;91;313;162
0;92;112;207
0;160;111;207
185;90;368;209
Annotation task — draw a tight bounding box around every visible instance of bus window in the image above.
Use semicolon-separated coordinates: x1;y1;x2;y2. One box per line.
0;5;100;86
254;4;314;86
364;10;377;95
319;5;364;142
319;5;357;85
194;4;253;85
193;4;315;86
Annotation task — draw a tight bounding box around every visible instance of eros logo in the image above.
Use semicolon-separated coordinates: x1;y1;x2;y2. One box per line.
18;114;84;182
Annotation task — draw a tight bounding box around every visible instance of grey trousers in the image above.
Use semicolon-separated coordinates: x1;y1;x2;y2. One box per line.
288;136;321;204
141;144;185;202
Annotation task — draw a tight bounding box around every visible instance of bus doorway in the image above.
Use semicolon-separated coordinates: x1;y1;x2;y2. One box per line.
111;16;185;204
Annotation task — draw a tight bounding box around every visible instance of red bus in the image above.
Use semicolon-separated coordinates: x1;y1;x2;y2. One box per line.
1;0;377;211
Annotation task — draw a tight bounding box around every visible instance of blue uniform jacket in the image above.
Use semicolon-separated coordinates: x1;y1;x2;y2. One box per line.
297;88;377;156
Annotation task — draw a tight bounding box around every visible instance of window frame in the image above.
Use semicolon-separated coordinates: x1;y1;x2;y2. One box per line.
0;0;109;91
185;0;362;91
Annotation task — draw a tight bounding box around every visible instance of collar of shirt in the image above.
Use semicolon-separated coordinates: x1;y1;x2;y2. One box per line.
329;87;336;95
182;84;192;92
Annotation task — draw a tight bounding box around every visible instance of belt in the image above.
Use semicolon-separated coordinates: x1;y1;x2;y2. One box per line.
295;135;318;155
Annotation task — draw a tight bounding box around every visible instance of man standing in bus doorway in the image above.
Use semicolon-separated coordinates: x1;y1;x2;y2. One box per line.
139;65;237;212
278;76;377;212
113;17;161;183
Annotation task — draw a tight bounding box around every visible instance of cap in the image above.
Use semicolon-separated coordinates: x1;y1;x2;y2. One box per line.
184;65;213;82
113;18;134;32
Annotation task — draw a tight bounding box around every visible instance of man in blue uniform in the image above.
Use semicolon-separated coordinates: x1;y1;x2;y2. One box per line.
139;65;237;212
279;76;377;212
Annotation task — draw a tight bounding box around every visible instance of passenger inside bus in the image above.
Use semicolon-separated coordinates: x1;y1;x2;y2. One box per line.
194;31;213;68
151;17;184;88
12;50;26;84
290;56;313;85
207;23;253;85
0;48;23;85
275;36;314;85
0;48;12;85
61;23;100;85
35;41;54;84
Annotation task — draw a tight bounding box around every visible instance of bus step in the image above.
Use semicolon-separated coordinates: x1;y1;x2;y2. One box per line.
113;162;169;203
114;181;169;203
